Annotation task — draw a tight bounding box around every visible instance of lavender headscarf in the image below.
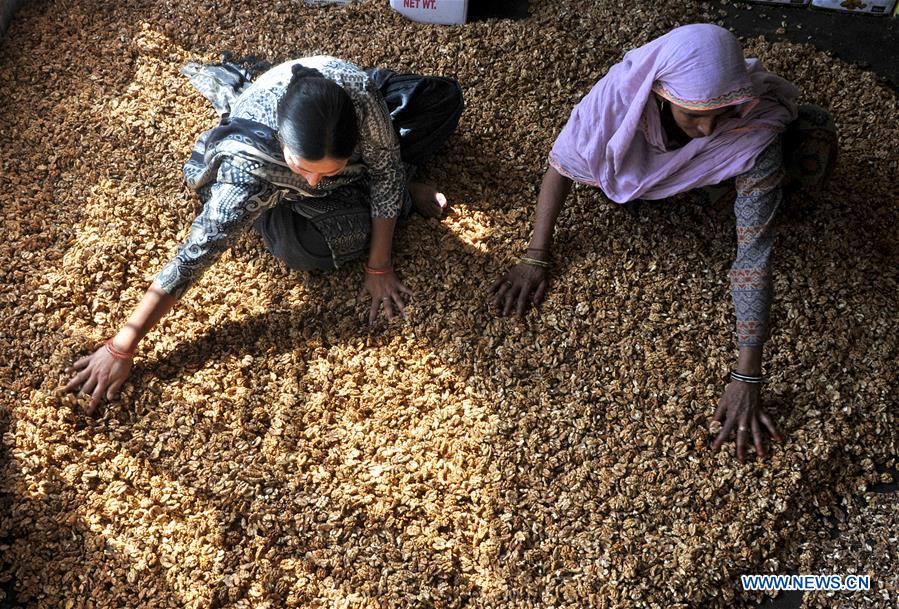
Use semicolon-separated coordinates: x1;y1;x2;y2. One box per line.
548;24;799;203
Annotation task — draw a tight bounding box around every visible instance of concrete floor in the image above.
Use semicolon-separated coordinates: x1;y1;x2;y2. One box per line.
722;2;899;91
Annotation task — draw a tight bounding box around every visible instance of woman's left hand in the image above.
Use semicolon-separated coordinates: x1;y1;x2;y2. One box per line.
711;381;784;462
360;270;412;324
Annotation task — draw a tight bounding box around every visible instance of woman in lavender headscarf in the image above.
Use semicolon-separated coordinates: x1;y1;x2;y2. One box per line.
490;24;837;461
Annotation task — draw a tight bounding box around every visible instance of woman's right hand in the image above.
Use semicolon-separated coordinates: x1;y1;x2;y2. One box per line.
64;346;132;414
490;263;549;317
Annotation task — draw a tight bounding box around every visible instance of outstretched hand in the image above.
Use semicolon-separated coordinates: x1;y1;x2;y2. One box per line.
711;381;784;462
490;263;548;317
64;345;132;415
359;269;412;324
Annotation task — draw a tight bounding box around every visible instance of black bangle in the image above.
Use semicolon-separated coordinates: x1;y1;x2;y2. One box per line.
730;371;765;384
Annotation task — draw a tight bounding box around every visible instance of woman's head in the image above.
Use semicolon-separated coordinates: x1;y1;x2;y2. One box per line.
651;24;755;138
277;64;359;186
548;23;799;203
666;100;737;139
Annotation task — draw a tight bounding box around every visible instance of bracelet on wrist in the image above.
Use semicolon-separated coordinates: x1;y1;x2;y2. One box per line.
525;247;552;262
363;263;393;275
729;371;765;384
105;338;135;360
519;256;552;269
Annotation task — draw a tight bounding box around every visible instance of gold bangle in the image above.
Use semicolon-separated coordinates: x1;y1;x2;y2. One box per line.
520;256;552;269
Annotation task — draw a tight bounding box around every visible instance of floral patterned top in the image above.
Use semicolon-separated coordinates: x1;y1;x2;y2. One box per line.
156;56;404;297
730;138;783;348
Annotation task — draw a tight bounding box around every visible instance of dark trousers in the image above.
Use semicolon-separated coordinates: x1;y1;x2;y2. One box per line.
254;70;464;271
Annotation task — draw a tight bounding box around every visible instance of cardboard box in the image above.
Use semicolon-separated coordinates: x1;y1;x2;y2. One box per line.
746;0;811;6
389;0;468;25
811;0;897;15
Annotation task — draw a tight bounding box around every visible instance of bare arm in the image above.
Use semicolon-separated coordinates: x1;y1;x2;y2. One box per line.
526;166;573;251
110;281;178;352
491;166;572;316
64;281;178;413
359;215;413;324
735;345;763;376
367;217;396;270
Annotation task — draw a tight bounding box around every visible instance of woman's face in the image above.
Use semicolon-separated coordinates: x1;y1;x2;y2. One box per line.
668;102;737;139
282;146;348;188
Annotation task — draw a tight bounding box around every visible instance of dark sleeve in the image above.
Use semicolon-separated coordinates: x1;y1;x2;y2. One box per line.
357;82;405;219
156;161;273;298
730;138;784;348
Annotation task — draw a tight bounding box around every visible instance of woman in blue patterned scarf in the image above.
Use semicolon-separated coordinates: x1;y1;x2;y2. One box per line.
64;54;463;413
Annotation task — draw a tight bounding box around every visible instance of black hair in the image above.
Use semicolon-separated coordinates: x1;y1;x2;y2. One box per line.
276;64;359;161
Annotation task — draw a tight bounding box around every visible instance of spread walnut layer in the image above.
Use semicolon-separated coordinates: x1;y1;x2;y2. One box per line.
0;1;896;609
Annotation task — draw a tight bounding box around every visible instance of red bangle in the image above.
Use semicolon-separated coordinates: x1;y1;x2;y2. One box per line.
363;263;393;275
105;338;134;360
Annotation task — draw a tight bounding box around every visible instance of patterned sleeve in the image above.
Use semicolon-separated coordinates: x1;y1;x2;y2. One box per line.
156;161;272;298
730;138;785;348
356;82;406;219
